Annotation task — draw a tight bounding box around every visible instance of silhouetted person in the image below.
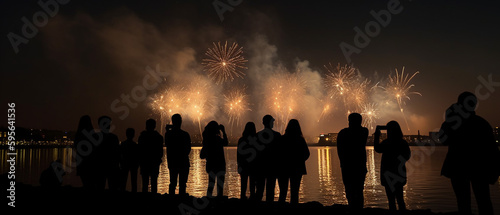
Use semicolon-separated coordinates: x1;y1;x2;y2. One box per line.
374;121;411;212
237;122;257;200
255;115;282;202
337;113;368;210
120;128;139;192
74;115;97;189
97;116;120;190
440;92;500;215
278;119;310;204
165;114;191;195
40;160;65;188
200;121;228;198
138;119;164;193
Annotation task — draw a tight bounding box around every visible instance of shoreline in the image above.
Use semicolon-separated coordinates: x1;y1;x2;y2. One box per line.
9;183;457;214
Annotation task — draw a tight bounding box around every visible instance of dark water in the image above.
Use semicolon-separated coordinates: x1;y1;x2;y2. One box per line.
2;146;499;213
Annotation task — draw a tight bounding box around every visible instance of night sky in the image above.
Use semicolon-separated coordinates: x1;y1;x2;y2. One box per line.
1;0;499;140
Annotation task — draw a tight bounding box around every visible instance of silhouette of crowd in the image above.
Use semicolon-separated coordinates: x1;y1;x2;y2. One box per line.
68;91;499;214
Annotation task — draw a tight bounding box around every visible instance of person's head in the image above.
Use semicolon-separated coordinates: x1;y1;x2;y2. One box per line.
285;119;302;137
77;115;93;134
348;113;362;128
386;121;403;140
242;122;257;138
171;114;182;129
203;121;219;138
146;119;156;131
263;115;275;129
457;91;477;113
98;116;112;133
126;128;135;140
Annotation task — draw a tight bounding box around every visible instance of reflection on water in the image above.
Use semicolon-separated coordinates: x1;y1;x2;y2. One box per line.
2;146;500;213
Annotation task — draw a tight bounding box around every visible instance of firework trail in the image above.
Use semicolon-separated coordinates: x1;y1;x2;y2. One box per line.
325;63;375;117
150;86;186;134
265;70;307;132
384;67;421;131
202;41;248;85
224;86;251;136
185;77;216;136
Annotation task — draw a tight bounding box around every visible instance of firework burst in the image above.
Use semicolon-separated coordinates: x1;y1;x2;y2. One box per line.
361;103;380;130
224;87;251;135
324;63;357;98
266;70;307;132
202;41;248;85
384;67;421;130
150;86;186;134
185;77;216;136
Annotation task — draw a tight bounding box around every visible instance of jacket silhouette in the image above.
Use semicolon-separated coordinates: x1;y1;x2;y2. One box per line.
337;113;368;210
96;116;120;190
138;119;164;193
277;119;310;204
120;128;139;192
440;92;500;215
255;115;281;202
165;114;191;195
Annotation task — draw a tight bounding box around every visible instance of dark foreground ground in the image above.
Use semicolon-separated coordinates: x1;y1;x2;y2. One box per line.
6;184;459;214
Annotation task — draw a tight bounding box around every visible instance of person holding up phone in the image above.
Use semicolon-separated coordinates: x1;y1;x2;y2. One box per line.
374;121;411;212
200;121;228;198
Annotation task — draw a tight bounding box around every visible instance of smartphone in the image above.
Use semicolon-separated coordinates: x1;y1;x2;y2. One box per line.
376;125;387;130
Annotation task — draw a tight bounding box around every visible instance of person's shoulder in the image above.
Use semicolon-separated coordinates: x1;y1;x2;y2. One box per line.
472;114;491;126
180;129;190;136
338;127;349;134
238;137;245;144
361;127;369;133
273;130;282;137
139;130;148;136
154;130;162;136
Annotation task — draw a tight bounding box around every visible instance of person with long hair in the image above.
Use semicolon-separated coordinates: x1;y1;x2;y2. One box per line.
278;119;310;204
374;120;411;212
237;122;257;200
200;121;228;198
